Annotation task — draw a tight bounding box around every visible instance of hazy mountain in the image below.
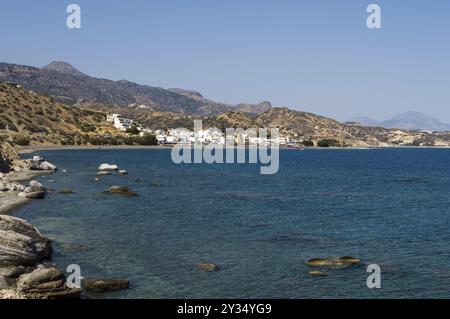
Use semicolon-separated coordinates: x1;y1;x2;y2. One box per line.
0;61;270;116
349;112;450;132
379;112;450;131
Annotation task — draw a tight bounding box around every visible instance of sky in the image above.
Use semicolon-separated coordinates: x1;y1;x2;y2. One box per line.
1;0;449;122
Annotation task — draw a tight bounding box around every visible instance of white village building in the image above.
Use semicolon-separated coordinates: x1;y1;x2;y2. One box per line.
106;114;134;131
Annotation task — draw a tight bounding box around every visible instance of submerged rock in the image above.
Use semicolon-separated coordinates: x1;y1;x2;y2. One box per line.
0;215;52;267
306;256;360;267
308;270;329;277
197;262;221;271
108;186;137;197
58;188;75;194
84;278;130;292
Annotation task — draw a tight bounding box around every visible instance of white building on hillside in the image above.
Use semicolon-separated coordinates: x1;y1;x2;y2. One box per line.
106;114;134;131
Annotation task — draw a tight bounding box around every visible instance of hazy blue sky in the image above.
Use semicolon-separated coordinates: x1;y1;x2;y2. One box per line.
1;0;449;122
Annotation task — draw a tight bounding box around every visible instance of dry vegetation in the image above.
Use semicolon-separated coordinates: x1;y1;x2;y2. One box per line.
0;82;119;146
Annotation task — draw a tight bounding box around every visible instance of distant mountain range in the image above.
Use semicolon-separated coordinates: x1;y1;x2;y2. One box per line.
349;112;450;132
0;61;271;116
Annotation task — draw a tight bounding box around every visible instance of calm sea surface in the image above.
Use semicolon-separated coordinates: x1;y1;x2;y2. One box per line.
12;148;450;298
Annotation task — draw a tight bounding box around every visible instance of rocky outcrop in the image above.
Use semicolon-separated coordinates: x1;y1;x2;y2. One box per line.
16;267;81;299
24;156;57;172
17;180;46;200
0;142;20;174
0;215;52;267
0;215;81;299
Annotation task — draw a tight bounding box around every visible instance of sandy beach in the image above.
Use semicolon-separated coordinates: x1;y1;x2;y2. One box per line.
15;144;168;154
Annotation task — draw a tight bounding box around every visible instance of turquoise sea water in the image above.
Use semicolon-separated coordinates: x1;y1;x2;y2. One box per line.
12;148;450;298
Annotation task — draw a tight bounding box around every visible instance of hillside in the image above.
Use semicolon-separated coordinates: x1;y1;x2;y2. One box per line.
0;82;117;145
0;61;271;116
112;106;450;147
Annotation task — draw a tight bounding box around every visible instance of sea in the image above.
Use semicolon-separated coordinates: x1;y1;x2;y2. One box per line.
12;148;450;298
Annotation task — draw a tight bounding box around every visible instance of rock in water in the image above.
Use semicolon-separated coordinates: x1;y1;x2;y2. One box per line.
84;278;130;292
22;180;46;199
99;164;119;171
197;262;221;271
39;161;57;171
0;215;53;267
306;256;360;267
58;188;75;194
308;270;329;277
16;267;81;299
108;186;137;197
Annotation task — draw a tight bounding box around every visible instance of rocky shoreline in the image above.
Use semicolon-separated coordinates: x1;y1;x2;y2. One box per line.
1;143;131;299
0;143;78;299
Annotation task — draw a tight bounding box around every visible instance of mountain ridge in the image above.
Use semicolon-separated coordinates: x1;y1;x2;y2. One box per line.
0;61;271;116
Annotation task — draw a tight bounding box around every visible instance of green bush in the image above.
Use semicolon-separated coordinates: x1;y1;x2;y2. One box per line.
12;135;30;146
317;139;340;148
137;133;158;145
125;126;140;135
301;140;314;147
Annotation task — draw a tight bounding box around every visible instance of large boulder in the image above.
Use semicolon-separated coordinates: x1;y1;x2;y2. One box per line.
39;161;57;171
0;215;53;267
16;267;81;299
20;180;46;199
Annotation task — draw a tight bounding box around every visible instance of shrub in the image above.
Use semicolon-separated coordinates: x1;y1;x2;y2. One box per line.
125;126;140;135
12;135;30;146
301;140;314;147
317;139;340;148
137;133;158;146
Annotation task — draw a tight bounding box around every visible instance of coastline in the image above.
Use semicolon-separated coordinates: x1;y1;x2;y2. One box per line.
16;144;168;154
0;170;51;215
15;144;450;155
0;192;29;215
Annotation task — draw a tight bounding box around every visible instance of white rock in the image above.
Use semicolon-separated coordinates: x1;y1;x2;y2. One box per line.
28;180;45;193
99;164;119;171
32;156;45;162
39;161;57;171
